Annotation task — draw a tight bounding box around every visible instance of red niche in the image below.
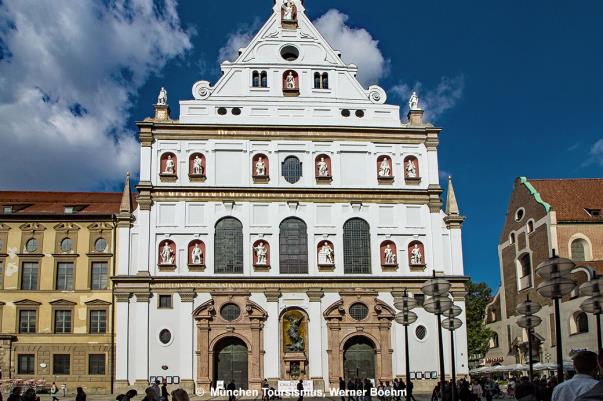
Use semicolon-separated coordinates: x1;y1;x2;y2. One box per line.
188;240;205;266
252;153;270;177
158;240;176;266
253;240;270;267
189;153;206;177
160;152;177;176
376;155;393;178
380;240;398;266
315;154;332;178
408;241;425;266
282;70;299;91
404;156;420;179
317;240;335;266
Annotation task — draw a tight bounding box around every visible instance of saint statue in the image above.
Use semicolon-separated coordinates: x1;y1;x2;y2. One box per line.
286;315;305;352
286;72;296;89
384;244;396;265
160;243;174;265
282;0;295;21
410;244;423;265
191;243;203;265
193;155;203;175
409;91;419;110
317;157;329;177
255;241;268;265
255;156;266;176
405;159;417;178
378;158;391;177
319;242;334;265
164;155;175;174
158;87;168;106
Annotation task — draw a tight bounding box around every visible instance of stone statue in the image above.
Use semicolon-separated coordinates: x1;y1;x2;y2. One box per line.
317;157;329;177
255;241;268;265
193;155;203;175
409;91;419;110
410;244;423;265
384;244;396;265
164;155;175;174
282;0;294;21
405;159;417;178
191;243;203;265
319;242;334;265
378;158;391;177
286;315;305;352
286;72;295;89
160;243;174;265
255;156;266;176
158;87;168;106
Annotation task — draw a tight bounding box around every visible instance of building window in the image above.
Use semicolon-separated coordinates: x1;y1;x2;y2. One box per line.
490;333;499;348
509;233;515;245
89;310;107;334
518;254;532;290
343;218;371;274
54;310;72;333
25;238;38;253
571;238;589;262
94;238;108;253
90;262;108;290
21;262;39;290
416;325;427;340
282;156;302;184
349;303;369;321
158;295;173;309
88;354;106;375
19;310;36;333
220;303;241;321
53;354;70;375
313;72;329;89
252;70;260;87
159;329;172;345
279;217;308;274
515;208;525;222
261;71;268;88
527;220;534;234
214;217;244;274
18;354;35;374
321;72;329;89
60;238;73;253
56;262;74;290
575;312;589;334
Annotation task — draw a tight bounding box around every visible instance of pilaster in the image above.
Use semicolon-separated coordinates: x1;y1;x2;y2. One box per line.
263;289;281;379
306;290;324;389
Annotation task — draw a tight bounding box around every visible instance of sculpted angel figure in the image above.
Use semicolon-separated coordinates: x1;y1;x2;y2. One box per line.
410;244;423;265
384;244;396;265
255;241;268;265
378;158;391;177
405;159;417;178
286;315;305;352
317;157;329;177
164;155;175;174
160;243;174;265
191;243;203;265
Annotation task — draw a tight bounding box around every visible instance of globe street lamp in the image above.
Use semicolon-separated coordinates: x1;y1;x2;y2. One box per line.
394;291;418;401
535;253;576;383
579;275;603;352
441;305;463;401
516;296;542;382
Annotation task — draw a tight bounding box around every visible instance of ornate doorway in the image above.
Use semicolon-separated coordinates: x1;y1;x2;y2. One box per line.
214;337;249;389
343;336;376;380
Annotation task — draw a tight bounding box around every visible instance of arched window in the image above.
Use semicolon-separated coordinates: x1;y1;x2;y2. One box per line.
343;218;371;274
279;218;308;274
575;312;589;334
252;71;260;87
260;71;268;88
518;253;532;290
489;333;499;348
527;220;534;234
282;156;302;184
321;72;329;89
214;218;243;274
509;233;515;245
571;238;589;262
314;72;321;89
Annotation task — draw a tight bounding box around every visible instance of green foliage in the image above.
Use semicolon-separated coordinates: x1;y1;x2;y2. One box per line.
465;280;493;356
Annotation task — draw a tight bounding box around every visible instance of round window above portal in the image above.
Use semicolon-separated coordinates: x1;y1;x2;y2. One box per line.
280;45;299;61
349;303;369;321
220;303;241;322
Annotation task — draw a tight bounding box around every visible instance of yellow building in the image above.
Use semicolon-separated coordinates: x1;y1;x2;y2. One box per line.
0;180;133;394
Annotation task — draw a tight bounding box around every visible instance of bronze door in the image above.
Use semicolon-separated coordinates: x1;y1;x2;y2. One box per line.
214;337;248;389
343;337;375;380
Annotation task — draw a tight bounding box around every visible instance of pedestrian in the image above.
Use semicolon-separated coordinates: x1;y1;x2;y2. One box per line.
296;379;304;401
552;351;599;401
170;389;190;401
348;378;356;401
576;349;603;401
50;382;59;401
152;379;162;401
364;379;373;401
75;387;86;401
161;382;169;401
407;379;417;401
339;377;347;401
514;376;534;401
142;387;156;401
21;389;38;401
7;387;21;401
471;380;483;401
262;379;270;401
227;380;236;401
431;383;440;401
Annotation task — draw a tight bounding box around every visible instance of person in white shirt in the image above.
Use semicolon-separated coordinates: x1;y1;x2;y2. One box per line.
552;350;599;401
576;350;603;401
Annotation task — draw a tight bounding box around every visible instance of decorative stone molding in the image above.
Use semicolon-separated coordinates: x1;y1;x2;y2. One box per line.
134;292;151;303
264;289;282;302
136;181;153;210
306;289;324;302
178;289;197;303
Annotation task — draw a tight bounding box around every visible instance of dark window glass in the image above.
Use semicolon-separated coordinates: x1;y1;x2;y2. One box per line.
355;110;364;118
21;262;39;290
25;238;38;253
95;238;107;252
159;329;172;344
159;295;173;309
53;354;70;375
54;310;72;333
282;156;302;184
60;238;73;252
343;218;371;274
56;262;74;290
19;310;36;333
520;254;531;277
220;303;241;321
571;239;587;262
89;310;107;334
91;262;108;290
261;71;268;88
252;71;260;87
416;325;427;340
321;72;329;89
349;303;369;321
18;354;35;374
279;218;308;274
576;313;589;333
88;354;106;375
214;218;244;274
341;109;350;117
314;72;321;89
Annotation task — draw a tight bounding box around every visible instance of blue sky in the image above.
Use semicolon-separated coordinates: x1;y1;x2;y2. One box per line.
1;1;602;290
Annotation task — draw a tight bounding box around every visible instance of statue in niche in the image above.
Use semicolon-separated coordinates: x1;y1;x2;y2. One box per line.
410;244;423;265
254;241;268;265
191;243;203;265
384;244;396;265
405;159;417;178
282;0;295;21
317;157;329;177
319;242;334;265
378;158;391;177
286;72;296;89
286;315;305;352
158;87;168;106
255;156;266;176
193;155;203;175
160;242;174;265
409;91;419;110
164;155;175;174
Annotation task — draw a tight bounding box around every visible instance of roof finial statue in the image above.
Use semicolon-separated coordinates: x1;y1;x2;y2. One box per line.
409;91;419;111
157;87;168;106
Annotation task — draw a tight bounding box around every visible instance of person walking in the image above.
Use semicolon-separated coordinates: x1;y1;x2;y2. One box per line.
552;351;599;401
7;387;22;401
339;377;347;401
348;378;356;401
170;389;190;401
262;379;270;401
227;380;236;401
407;379;417;401
296;379;304;401
75;387;86;401
50;382;59;401
161;382;169;401
576;350;603;401
471;380;483;401
364;379;373;401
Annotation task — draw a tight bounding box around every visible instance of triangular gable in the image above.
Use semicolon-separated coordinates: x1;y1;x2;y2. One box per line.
84;299;112;306
49;299;77;306
14;299;42;306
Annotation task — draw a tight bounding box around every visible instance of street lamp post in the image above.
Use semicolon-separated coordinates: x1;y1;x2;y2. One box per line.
441;305;463;401
394;291;418;401
579;274;603;352
516;296;542;382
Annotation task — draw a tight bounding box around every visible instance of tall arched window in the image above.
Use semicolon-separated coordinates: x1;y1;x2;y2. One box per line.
571;238;589;262
314;72;321;89
321;72;329;89
214;217;243;273
489;333;499;348
575;312;589;334
252;71;260;87
279;218;308;274
343;218;371;274
517;253;532;290
260;71;268;88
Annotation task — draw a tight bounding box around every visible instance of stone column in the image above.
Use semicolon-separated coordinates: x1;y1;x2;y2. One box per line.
263;290;281;382
326;320;341;387
136;181;153;275
196;319;211;391
133;291;151;389
378;320;393;382
114;292;131;392
250;319;264;391
307;290;324;389
179;289;196;394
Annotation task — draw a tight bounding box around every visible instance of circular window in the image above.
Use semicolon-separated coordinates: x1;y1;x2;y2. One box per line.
220;303;241;321
355;110;365;118
416;325;427;340
95;238;107;252
515;208;525;222
60;238;73;252
25;238;38;253
349;303;369;321
282;156;302;184
159;329;172;345
217;107;227;115
231;107;241;116
280;45;299;61
341;109;351;117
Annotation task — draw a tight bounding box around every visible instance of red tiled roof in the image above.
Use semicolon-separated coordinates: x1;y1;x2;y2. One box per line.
0;191;136;215
528;178;603;222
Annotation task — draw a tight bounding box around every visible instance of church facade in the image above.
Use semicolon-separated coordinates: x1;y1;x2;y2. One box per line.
113;0;469;394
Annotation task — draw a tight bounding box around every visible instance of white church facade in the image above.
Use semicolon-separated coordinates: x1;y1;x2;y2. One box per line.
113;0;469;393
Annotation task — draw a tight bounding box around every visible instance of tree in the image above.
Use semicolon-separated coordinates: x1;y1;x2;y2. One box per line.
465;280;493;357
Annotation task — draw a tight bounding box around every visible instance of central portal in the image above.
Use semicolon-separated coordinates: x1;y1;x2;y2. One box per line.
214;337;249;389
343;336;375;381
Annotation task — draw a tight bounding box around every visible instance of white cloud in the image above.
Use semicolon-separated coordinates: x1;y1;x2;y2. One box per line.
314;9;388;86
391;75;465;122
218;19;261;63
0;0;192;190
591;138;603;166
